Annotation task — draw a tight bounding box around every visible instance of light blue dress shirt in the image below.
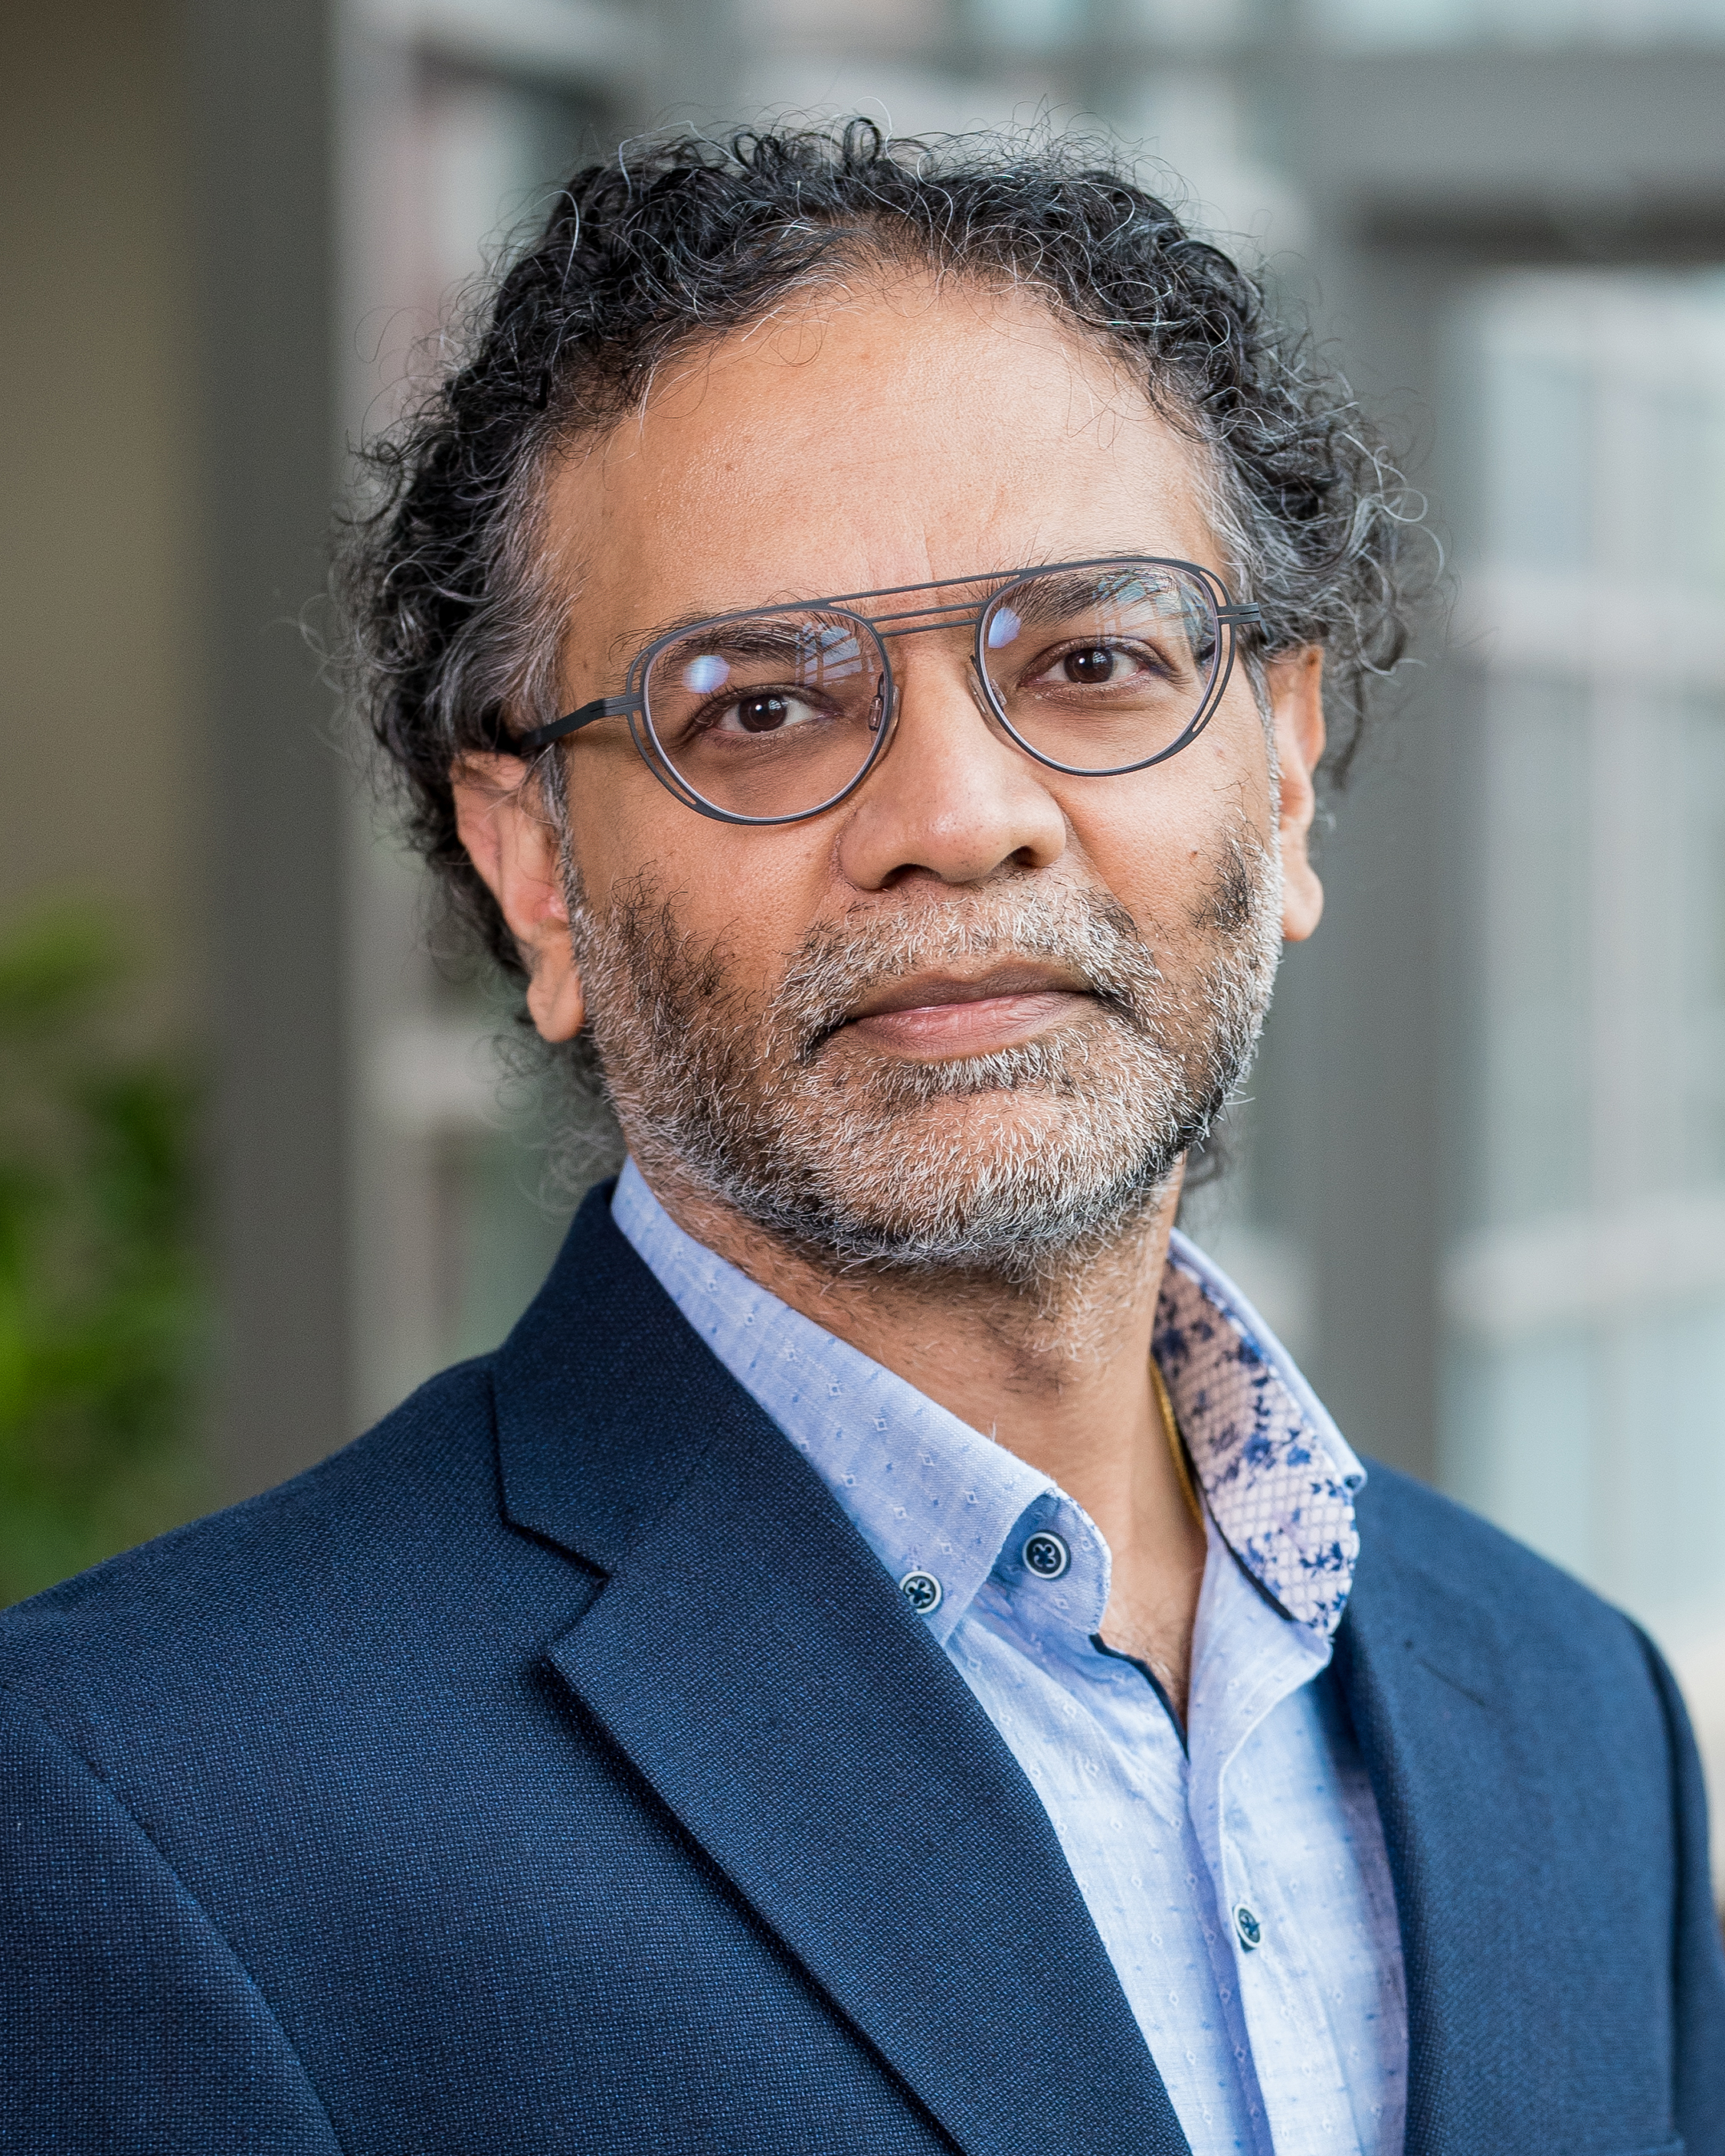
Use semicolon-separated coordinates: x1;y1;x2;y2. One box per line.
614;1159;1408;2156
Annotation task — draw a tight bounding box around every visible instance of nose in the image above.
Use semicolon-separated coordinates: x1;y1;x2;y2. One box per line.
835;641;1069;892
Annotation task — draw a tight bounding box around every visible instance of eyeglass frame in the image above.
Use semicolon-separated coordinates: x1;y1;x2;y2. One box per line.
510;555;1263;828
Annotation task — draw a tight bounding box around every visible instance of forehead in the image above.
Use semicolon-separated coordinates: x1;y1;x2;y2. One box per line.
541;276;1219;628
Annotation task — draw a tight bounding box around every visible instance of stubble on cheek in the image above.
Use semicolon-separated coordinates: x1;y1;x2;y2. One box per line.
564;827;1282;1275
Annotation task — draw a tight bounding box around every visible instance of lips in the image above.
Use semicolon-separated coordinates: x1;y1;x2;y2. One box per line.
846;963;1093;1024
833;964;1098;1061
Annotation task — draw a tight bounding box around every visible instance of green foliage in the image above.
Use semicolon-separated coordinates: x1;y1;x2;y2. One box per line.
0;903;209;1605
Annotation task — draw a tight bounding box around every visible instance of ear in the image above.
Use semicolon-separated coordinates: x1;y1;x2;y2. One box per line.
450;754;585;1042
1265;646;1326;943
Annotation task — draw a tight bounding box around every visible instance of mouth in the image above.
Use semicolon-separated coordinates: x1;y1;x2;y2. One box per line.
836;963;1098;1060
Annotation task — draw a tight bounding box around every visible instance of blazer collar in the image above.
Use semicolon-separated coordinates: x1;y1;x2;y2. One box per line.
493;1180;729;1574
492;1187;1191;2156
1336;1477;1537;2156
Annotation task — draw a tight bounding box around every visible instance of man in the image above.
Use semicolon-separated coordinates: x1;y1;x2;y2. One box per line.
3;123;1720;2155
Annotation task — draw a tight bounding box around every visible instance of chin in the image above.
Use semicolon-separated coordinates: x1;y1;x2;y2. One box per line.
731;1081;1194;1276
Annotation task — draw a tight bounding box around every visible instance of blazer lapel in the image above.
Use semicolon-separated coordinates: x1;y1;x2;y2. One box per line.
494;1190;1190;2156
1335;1500;1549;2156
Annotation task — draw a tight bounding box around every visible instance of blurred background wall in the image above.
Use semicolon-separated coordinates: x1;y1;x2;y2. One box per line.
6;0;1725;1851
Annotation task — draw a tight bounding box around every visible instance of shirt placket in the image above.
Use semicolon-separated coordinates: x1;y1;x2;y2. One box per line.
1081;1653;1267;2151
983;1506;1273;2156
1187;1542;1362;2156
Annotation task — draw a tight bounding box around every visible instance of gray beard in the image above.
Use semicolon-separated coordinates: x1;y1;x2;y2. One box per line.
562;836;1282;1284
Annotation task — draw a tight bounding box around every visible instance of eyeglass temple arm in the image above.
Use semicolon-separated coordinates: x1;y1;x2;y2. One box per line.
513;694;640;754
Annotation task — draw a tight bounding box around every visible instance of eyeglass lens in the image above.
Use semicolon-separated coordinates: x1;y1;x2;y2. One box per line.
641;611;888;822
638;564;1221;821
979;564;1219;777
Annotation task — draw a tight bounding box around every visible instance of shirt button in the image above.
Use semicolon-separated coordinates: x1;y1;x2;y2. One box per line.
899;1570;943;1615
1021;1530;1071;1580
1233;1903;1263;1952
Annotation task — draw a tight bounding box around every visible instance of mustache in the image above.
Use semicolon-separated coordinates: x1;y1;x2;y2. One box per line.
772;886;1166;1064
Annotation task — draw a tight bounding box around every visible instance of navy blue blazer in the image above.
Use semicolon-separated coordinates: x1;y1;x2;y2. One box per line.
3;1185;1722;2154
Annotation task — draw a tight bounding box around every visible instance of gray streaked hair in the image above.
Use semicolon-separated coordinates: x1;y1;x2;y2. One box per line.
339;117;1426;992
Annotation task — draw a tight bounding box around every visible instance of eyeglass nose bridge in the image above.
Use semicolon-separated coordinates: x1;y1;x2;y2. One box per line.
859;597;993;734
859;626;1012;758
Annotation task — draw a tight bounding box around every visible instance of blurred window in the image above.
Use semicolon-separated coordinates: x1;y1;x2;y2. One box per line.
1309;0;1725;45
1442;272;1725;1677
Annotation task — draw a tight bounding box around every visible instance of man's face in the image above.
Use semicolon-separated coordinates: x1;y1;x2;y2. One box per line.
461;275;1325;1273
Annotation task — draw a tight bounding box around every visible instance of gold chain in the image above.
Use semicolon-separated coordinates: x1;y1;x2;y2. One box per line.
1151;1358;1203;1528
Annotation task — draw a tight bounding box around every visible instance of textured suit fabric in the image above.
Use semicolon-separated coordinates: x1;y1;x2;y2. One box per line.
3;1183;1722;2155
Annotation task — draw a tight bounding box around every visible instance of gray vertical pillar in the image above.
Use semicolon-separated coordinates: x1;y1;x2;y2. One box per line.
1308;249;1450;1486
1249;61;1456;1485
193;0;351;1497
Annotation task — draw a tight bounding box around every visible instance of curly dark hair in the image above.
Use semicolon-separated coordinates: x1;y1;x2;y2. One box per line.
340;119;1421;986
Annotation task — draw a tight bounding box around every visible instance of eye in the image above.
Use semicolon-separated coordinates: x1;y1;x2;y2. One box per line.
1062;646;1123;685
709;691;821;736
1033;640;1159;690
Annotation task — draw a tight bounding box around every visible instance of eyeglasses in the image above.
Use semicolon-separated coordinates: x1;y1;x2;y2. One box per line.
513;556;1261;827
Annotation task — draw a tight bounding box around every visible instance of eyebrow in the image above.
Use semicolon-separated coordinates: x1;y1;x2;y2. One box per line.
604;607;722;669
1003;567;1183;624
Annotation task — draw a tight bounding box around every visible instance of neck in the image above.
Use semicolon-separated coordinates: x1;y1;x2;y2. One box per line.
640;1157;1209;1710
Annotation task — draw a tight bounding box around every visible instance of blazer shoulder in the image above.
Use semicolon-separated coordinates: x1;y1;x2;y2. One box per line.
0;1354;509;1705
1353;1457;1651;1674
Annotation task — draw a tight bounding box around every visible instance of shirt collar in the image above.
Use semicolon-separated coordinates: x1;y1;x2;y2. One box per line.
1156;1232;1364;1633
612;1158;1363;1643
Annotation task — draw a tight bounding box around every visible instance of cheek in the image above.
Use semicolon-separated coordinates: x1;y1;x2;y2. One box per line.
558;738;662;899
565;765;835;992
1063;722;1274;931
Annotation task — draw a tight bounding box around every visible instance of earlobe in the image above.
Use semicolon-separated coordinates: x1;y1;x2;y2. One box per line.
525;953;585;1042
450;754;587;1044
1266;648;1326;944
